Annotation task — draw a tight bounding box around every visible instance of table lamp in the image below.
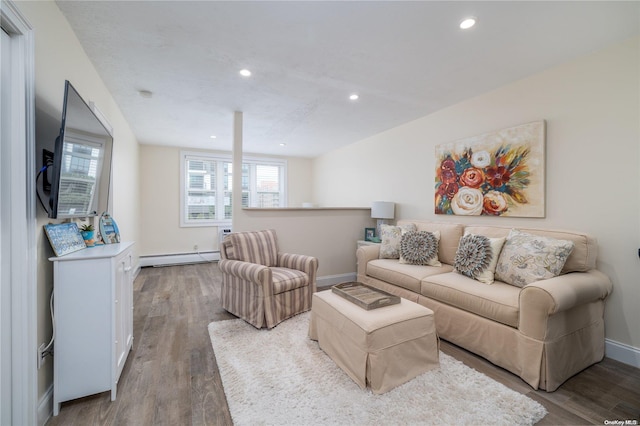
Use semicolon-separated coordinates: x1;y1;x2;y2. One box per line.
371;201;395;238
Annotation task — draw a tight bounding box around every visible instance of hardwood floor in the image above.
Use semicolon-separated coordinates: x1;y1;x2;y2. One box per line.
47;263;640;425
47;262;235;426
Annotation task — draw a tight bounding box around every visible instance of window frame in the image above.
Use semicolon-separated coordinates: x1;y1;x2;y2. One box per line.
180;151;287;227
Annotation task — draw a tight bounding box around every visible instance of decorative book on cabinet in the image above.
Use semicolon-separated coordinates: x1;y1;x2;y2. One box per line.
49;242;135;416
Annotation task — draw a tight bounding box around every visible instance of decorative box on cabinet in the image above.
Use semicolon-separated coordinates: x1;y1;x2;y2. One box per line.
49;242;135;416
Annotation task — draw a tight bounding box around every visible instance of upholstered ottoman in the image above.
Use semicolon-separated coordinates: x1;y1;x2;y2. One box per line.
308;290;439;394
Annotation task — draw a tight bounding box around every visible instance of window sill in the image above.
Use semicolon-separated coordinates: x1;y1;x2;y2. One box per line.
180;220;232;228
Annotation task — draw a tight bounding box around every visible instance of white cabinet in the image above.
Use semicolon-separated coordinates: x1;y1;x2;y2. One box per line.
50;242;134;416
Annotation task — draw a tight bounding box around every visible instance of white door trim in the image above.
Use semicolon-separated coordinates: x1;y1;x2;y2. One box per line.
0;1;37;424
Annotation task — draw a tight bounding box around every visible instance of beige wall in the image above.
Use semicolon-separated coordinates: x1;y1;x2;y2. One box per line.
17;6;638;412
234;208;373;277
138;144;315;255
313;37;640;350
16;0;141;403
137;142;372;277
287;156;314;207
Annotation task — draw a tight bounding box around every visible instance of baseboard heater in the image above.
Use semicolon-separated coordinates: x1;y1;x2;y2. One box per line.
139;251;220;268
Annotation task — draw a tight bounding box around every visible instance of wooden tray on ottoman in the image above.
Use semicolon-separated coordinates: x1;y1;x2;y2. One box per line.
332;282;400;310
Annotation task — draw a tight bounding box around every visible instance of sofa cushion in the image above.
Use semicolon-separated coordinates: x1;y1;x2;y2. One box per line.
398;220;464;265
421;272;520;328
271;267;309;294
454;234;506;284
379;223;417;259
495;229;574;287
464;225;595;273
367;259;453;294
399;230;442;266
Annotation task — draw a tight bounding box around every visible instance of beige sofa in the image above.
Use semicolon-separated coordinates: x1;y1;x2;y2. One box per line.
356;220;612;391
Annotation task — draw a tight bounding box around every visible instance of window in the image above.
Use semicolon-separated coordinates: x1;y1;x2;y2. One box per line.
57;134;104;216
180;151;286;226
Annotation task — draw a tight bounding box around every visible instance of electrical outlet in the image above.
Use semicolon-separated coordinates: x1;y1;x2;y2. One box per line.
37;343;46;369
193;244;198;252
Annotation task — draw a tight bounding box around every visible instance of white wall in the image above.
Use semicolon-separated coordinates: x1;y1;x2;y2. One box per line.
16;0;141;406
313;37;640;351
235;207;374;278
138;144;315;256
138;143;370;279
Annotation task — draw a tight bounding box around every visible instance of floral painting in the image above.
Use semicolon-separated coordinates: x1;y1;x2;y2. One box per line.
435;121;545;217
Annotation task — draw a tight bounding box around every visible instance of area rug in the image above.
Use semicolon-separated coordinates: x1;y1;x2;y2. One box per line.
208;312;547;426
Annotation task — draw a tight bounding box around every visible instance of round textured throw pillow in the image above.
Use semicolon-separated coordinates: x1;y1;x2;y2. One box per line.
400;231;438;265
454;234;492;279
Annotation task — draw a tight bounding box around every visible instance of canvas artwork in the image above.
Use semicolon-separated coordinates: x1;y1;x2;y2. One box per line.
435;121;545;217
44;223;86;257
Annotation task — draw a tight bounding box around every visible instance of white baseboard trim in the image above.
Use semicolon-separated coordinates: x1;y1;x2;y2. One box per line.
605;338;640;368
317;273;356;290
139;251;220;267
37;384;53;426
133;263;141;279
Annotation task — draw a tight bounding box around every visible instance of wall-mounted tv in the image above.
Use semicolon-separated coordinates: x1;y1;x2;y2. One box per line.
47;81;113;219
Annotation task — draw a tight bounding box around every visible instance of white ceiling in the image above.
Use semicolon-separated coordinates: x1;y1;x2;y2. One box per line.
56;1;639;158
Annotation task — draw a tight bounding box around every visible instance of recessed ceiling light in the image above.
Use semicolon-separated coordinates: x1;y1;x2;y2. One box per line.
349;94;359;101
459;17;477;30
210;135;217;139
138;89;153;98
279;143;286;147
239;69;252;77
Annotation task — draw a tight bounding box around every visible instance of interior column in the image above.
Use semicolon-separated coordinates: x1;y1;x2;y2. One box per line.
232;111;243;230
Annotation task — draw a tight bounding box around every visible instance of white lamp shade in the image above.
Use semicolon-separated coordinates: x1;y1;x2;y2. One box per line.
371;201;395;219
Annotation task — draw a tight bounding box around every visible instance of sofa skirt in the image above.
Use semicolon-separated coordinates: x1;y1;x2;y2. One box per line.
360;275;606;391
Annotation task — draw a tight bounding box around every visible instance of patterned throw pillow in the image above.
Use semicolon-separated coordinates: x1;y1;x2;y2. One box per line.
399;230;442;266
454;234;505;284
495;229;575;287
379;223;416;259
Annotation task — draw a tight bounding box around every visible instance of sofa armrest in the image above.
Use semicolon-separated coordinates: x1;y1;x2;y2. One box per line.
356;244;380;278
218;259;271;284
519;269;612;339
278;253;318;274
219;240;232;260
277;253;319;292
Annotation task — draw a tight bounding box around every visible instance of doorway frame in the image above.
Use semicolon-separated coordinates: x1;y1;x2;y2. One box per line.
0;0;37;424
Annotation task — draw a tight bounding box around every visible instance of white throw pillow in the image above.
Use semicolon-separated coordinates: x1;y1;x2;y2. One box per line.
379;223;416;259
495;229;574;287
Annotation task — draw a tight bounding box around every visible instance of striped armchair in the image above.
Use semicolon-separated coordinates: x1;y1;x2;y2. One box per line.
219;229;319;329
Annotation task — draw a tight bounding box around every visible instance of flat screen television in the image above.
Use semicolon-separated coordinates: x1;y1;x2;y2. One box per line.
48;81;113;219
